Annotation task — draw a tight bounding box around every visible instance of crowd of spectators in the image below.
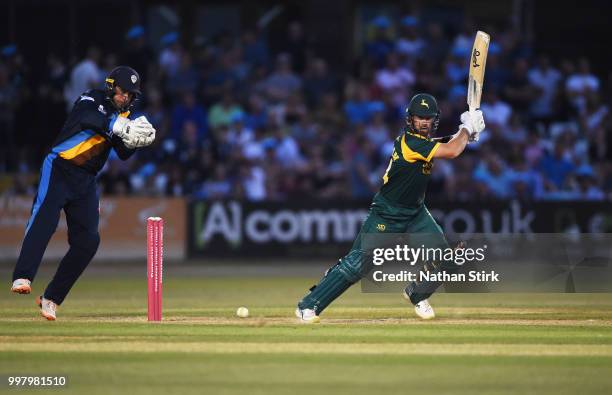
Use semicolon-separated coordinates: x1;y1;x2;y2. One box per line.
1;14;612;202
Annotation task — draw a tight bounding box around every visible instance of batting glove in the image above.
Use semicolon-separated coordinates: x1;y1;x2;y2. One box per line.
460;110;485;143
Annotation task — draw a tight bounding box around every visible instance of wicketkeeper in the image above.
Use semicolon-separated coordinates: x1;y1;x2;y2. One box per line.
10;66;156;320
296;93;485;322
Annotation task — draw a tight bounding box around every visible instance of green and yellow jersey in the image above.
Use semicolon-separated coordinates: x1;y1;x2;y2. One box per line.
377;131;440;209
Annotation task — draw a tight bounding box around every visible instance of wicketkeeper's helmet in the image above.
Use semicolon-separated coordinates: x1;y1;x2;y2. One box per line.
105;65;141;111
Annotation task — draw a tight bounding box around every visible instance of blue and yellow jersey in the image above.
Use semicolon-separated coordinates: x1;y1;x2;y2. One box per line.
378;131;440;208
50;89;135;173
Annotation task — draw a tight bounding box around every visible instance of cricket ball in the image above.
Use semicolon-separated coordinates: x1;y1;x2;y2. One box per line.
236;306;249;318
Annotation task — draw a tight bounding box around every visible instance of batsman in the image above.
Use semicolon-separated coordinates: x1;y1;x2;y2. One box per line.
10;66;156;320
296;93;485;322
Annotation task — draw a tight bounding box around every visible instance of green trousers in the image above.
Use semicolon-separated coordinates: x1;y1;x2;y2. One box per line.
298;195;450;314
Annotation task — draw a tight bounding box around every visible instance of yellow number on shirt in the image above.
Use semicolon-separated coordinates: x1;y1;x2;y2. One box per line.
383;150;399;184
383;158;393;184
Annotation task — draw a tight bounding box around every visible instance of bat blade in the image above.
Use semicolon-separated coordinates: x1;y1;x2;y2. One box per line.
467;31;490;112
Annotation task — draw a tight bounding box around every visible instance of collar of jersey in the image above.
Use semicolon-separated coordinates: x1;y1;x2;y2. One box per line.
406;131;431;141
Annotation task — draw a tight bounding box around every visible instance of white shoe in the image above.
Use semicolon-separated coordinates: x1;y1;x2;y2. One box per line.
414;299;435;320
11;279;31;294
295;307;320;323
35;296;57;321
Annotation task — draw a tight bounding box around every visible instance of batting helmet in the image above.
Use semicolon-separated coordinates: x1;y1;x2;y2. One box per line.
405;93;440;133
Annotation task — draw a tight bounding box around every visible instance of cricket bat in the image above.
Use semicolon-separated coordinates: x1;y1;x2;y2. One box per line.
467;31;490;113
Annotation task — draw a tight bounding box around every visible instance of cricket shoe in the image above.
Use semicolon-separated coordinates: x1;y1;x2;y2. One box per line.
35;296;57;321
413;299;435;320
11;278;31;294
403;288;435;320
295;307;320;323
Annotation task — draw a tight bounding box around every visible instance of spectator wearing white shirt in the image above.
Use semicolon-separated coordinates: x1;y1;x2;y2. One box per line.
581;92;609;136
63;47;102;110
502;113;528;144
528;55;562;124
480;90;512;127
242;127;267;161
240;163;266;201
227;112;255;146
159;32;182;78
395;16;423;67
273;126;304;169
263;53;302;103
375;52;415;107
566;58;600;114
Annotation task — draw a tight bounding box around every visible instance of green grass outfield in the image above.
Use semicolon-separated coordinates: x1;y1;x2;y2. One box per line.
1;265;612;394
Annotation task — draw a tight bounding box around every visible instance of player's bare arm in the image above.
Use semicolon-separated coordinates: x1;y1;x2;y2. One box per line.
433;128;470;159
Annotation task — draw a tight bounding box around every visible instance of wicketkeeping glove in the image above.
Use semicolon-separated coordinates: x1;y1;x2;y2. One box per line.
111;116;156;148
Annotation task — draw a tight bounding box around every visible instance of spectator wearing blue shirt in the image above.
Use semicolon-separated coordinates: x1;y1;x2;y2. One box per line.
539;140;575;190
344;137;377;199
170;91;209;141
473;153;516;199
365;16;395;68
203;53;239;103
244;94;269;130
344;82;374;125
166;52;200;97
574;165;604;200
242;29;269;68
196;165;232;199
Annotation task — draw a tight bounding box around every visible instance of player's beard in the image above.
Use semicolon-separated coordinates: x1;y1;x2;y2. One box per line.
408;118;432;137
112;97;132;112
407;123;422;136
416;124;431;137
